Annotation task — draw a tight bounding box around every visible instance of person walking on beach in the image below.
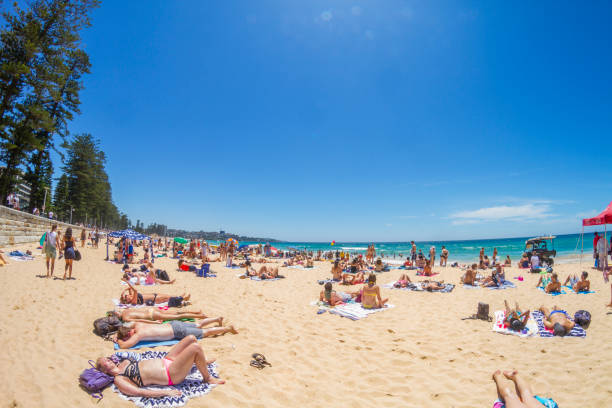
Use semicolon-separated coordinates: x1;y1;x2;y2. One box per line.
81;228;86;248
440;246;449;267
63;227;76;280
410;241;417;265
43;225;58;277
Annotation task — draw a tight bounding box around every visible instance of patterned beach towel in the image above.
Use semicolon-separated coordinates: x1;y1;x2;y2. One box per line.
311;301;394;320
492;310;538;338
112;299;168;309
383;282;455;293
532;311;586;338
111;350;219;407
114;339;180;350
236;273;284;281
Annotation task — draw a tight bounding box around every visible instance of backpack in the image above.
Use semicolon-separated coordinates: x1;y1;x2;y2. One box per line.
155;269;170;281
79;360;114;399
93;316;122;337
574;310;591;329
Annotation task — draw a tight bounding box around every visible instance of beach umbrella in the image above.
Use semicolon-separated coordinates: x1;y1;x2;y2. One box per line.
174;237;189;244
227;238;238;246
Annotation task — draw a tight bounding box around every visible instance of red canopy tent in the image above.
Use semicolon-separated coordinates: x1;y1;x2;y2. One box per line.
582;201;612;226
580;201;612;269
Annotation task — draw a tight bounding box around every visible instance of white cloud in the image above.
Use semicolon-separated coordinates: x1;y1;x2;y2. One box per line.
351;6;362;16
320;10;333;22
450;203;554;223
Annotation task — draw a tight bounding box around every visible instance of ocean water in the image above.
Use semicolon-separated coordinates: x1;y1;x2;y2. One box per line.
225;232;608;264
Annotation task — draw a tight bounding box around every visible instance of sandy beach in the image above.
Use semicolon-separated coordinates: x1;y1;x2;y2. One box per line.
1;243;611;408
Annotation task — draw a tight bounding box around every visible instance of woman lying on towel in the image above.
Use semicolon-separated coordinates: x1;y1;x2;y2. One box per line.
361;274;388;309
244;262;279;279
492;369;556;408
504;300;530;332
109;308;208;323
393;273;412;288
421;280;446;291
320;282;359;306
122;265;175;285
120;280;190;306
114;318;237;349
96;336;224;397
342;271;365;285
539;305;575;336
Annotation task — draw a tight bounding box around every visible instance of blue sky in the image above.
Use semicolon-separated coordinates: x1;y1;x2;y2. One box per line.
62;0;612;241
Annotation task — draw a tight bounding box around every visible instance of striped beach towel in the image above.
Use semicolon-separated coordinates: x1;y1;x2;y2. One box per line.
532;311;586;338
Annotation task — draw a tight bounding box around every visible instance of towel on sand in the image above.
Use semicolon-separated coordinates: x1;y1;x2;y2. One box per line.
114;339;180;350
487;280;516;290
111;350;219;408
563;285;595;294
311;301;395;320
492;310;538;338
236;273;284;281
532;311;586;338
120;277;154;286
537;287;566;296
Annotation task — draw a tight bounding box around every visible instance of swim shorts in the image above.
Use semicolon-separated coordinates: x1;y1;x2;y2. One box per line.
170;321;203;339
45;245;57;259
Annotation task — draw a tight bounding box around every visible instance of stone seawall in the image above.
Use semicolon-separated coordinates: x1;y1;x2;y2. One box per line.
0;206;82;247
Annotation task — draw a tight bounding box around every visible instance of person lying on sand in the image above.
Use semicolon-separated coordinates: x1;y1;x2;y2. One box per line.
342;271;365;285
536;273;561;293
393;273;412;288
538;305;575;336
320;282;358;306
492;369;552;408
122;266;175;285
361;274;388;308
114;318;237;349
481;265;505;288
109;308;208;323
96;336;224;397
421;280;446;291
504;300;530;332
120;280;190;306
243;262;280;279
564;271;590;292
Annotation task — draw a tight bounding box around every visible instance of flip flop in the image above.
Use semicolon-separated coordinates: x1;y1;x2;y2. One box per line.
250;359;264;369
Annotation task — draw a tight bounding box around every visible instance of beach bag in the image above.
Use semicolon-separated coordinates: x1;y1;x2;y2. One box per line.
155;269;170;281
93;316;121;337
574;310;591;329
79;360;114;399
477;302;491;321
74;249;82;261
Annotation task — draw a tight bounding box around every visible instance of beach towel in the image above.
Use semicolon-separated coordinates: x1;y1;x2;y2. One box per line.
487;280;516;290
114;339;179;350
236;274;284;281
311;301;395;320
532;311;586;338
120;277;154;286
112;299;168;309
494;396;558;408
111;350;219;408
537;287;566;296
415;271;439;277
492;311;538;338
8;250;34;261
462;284;481;289
563;285;595;294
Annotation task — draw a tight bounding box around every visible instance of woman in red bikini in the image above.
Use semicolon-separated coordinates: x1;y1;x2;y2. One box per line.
96;336;225;398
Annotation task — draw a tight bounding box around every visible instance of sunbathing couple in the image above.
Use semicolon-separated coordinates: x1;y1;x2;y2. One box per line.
96;336;224;398
492;370;556;408
120;280;190;306
242;261;280;279
114;317;237;349
122;265;175;285
461;264;505;287
320;274;388;309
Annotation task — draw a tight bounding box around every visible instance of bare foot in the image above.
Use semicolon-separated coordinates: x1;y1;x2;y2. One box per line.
503;370;518;381
184;293;191;301
229;325;238;334
207;377;225;385
492;369;502;381
606;303;612;308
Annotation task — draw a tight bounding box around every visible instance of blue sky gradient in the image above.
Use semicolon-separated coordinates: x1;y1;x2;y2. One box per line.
63;0;611;241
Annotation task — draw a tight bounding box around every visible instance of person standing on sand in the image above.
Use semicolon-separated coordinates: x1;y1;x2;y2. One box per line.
440;246;449;267
429;246;436;267
596;236;608;271
63;227;76;280
493;247;498;265
43;225;58;277
81;228;86;247
410;241;417;265
479;247;485;263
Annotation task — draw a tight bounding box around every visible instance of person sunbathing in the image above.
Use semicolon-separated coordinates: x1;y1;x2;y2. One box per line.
109;308;208;323
393;273;412;288
421;260;434;276
122;267;175;285
243;263;279;279
374;258;386;272
482;265;504;288
460;266;478;286
306;258;314;268
564;271;590;292
361;274;388;308
421;280;446;291
492;369;551;408
518;253;530;268
342;271;365;285
538;305;575;336
120;281;190;306
504;256;512;266
503;300;530;332
331;260;343;281
320;282;356;306
96;336;224;397
114;318;237;349
543;273;561;293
